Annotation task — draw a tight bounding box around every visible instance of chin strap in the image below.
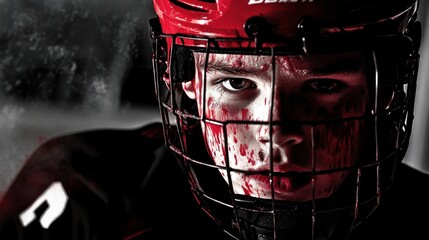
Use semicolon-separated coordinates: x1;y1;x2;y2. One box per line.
234;205;354;240
229;196;356;240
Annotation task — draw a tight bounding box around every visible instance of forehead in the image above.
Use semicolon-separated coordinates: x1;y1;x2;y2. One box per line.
194;51;365;73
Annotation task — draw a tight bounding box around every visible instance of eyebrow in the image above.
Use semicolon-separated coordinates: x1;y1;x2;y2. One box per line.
309;57;364;76
204;61;261;75
200;55;364;77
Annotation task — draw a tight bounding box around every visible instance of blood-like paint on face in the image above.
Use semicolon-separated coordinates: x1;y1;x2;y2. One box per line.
184;52;368;201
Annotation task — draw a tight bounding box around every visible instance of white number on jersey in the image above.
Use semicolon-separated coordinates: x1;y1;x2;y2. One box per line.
18;182;69;229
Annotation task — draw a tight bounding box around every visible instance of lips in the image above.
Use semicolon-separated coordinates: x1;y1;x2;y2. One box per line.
247;171;312;193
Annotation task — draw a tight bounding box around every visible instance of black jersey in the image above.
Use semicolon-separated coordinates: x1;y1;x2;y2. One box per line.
0;122;226;240
0;122;428;240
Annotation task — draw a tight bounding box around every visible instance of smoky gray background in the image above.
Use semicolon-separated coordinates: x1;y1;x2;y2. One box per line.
0;0;428;197
404;1;429;175
0;0;159;195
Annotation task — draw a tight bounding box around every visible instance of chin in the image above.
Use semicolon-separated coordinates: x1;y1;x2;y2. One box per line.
236;180;343;202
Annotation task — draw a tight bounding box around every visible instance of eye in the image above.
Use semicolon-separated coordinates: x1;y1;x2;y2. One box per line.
304;79;345;93
221;78;256;92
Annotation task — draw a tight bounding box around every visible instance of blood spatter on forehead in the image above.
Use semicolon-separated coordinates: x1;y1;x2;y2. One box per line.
233;58;244;67
261;64;270;72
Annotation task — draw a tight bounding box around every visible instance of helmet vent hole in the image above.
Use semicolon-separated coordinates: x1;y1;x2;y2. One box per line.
171;0;216;12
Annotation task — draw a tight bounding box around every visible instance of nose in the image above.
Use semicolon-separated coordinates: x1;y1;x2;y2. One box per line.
257;86;304;147
257;124;303;148
256;124;304;166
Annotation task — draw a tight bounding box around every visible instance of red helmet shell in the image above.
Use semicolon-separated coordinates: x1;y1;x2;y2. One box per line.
153;0;417;41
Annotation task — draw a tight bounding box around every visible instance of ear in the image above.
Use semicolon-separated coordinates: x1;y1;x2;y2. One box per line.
182;81;196;99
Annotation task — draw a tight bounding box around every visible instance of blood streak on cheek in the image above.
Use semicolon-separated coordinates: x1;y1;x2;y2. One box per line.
248;150;256;166
240;144;248;156
241;108;251;129
206;123;226;162
207;97;215;119
241;108;249;119
222;108;229;118
207;97;213;108
209;107;229;122
242;181;253;195
206;98;225;121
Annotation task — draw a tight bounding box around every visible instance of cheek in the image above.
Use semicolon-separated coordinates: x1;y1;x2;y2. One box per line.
287;87;368;121
333;87;367;116
205;97;263;122
203;122;226;166
194;72;204;115
203;121;260;169
314;172;347;199
313;121;365;198
225;124;260;169
205;99;235;121
311;90;367;169
313;120;364;170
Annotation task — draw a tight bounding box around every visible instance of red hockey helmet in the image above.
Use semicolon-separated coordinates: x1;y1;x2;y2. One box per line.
151;0;421;239
153;0;418;49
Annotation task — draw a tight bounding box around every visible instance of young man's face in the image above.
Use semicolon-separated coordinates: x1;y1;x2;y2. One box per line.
182;52;368;202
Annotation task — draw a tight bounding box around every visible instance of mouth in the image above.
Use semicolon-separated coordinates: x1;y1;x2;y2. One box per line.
247;171;312;193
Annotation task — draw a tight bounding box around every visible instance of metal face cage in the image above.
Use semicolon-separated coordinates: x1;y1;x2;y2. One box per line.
150;18;420;240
